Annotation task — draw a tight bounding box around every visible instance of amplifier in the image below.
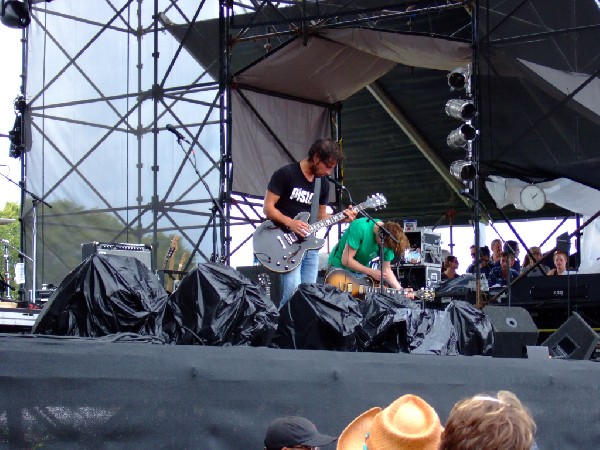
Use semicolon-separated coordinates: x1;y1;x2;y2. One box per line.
81;242;153;271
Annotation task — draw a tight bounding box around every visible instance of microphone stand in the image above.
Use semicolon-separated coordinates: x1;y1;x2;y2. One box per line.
0;171;51;303
173;137;228;263
2;239;33;299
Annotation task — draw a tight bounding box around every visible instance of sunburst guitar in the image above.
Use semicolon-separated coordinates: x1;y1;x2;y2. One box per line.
325;268;434;301
253;193;387;273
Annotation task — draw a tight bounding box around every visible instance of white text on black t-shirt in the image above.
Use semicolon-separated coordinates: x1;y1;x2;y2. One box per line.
290;187;314;205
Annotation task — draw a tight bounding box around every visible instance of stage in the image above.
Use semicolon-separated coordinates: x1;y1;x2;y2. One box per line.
1;334;599;449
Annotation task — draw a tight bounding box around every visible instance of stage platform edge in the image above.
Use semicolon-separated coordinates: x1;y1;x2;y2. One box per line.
1;335;599;449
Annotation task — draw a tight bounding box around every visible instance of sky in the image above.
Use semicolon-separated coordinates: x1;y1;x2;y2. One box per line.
0;19;576;274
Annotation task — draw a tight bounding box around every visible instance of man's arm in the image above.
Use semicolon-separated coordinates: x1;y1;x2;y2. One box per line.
381;261;402;290
341;245;382;282
263;189;310;237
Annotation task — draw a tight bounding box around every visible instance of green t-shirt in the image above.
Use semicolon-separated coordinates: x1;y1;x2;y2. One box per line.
328;217;395;269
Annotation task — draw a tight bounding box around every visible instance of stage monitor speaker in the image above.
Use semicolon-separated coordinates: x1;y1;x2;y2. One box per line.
236;265;282;307
82;242;153;271
542;312;599;360
483;306;539;358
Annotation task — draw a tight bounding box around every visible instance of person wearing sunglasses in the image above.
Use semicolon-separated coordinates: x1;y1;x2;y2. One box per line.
264;416;337;450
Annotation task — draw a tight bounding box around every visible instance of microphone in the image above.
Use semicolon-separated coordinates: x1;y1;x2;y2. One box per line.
326;176;347;191
165;124;190;143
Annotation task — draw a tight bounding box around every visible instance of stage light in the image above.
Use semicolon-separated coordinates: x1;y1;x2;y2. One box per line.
445;99;476;121
447;67;470;91
0;0;30;28
450;160;476;182
446;124;476;149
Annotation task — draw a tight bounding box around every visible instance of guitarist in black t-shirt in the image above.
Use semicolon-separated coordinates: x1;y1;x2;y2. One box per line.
263;138;357;307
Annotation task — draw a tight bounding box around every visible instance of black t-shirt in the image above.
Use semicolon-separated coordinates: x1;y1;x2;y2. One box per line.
267;162;330;221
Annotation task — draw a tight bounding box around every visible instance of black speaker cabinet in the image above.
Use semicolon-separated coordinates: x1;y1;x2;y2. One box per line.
483;306;539;358
82;242;153;271
236;265;282;307
542;312;599;360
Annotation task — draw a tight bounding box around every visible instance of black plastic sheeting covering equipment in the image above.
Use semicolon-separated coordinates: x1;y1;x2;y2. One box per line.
271;283;362;351
31;257;493;356
270;284;494;355
163;262;279;346
355;292;418;353
32;254;168;337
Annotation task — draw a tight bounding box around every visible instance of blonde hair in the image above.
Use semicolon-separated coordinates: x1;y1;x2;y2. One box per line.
439;391;536;450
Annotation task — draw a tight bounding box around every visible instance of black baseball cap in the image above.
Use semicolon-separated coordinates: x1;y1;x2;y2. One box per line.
264;416;337;448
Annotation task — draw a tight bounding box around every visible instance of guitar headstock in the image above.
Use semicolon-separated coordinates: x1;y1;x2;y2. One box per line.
364;193;387;211
163;236;180;270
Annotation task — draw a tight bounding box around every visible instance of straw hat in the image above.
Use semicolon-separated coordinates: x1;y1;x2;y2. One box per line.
337;394;442;450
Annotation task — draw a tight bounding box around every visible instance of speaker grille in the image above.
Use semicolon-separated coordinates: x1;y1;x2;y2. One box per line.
483;306;539;358
542;312;599;360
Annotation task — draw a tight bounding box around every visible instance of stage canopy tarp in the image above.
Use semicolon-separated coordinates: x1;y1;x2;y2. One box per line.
164;0;600;225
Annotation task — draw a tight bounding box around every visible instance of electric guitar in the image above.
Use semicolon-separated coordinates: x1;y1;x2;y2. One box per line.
163;236;179;271
164;236;179;293
253;193;387;273
325;268;435;301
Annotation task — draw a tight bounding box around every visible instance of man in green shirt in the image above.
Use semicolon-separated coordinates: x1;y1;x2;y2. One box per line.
327;217;409;290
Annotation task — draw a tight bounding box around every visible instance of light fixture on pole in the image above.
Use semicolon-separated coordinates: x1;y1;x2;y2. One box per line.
0;0;31;28
447;66;471;94
450;160;476;183
446;123;476;150
445;99;476;121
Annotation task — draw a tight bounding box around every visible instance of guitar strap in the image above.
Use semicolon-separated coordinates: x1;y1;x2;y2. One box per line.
309;177;321;225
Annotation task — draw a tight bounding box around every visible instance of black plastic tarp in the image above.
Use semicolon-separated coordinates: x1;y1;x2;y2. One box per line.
32;254;168;337
271;284;493;355
271;283;362;351
163;262;279;346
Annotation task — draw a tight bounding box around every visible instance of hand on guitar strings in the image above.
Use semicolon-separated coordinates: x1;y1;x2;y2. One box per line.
341;205;358;223
289;218;310;237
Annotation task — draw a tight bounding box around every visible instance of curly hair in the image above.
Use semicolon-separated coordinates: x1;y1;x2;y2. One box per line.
439;391;536;450
381;221;409;255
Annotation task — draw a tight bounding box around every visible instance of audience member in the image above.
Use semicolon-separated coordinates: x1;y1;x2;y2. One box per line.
442;255;460;280
467;244;476;268
490;238;502;263
439;390;537;450
466;246;494;277
521;246;550;276
489;251;520;286
337;394;442;450
501;240;521;271
547;250;575;276
264;416;337;450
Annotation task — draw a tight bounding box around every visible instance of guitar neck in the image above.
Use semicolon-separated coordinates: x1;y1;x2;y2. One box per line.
308;204;366;234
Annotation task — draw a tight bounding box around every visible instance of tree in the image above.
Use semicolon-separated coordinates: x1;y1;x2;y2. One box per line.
0;202;21;300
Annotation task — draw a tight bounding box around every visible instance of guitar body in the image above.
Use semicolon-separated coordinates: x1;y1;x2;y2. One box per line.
325;269;375;299
253;212;324;273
